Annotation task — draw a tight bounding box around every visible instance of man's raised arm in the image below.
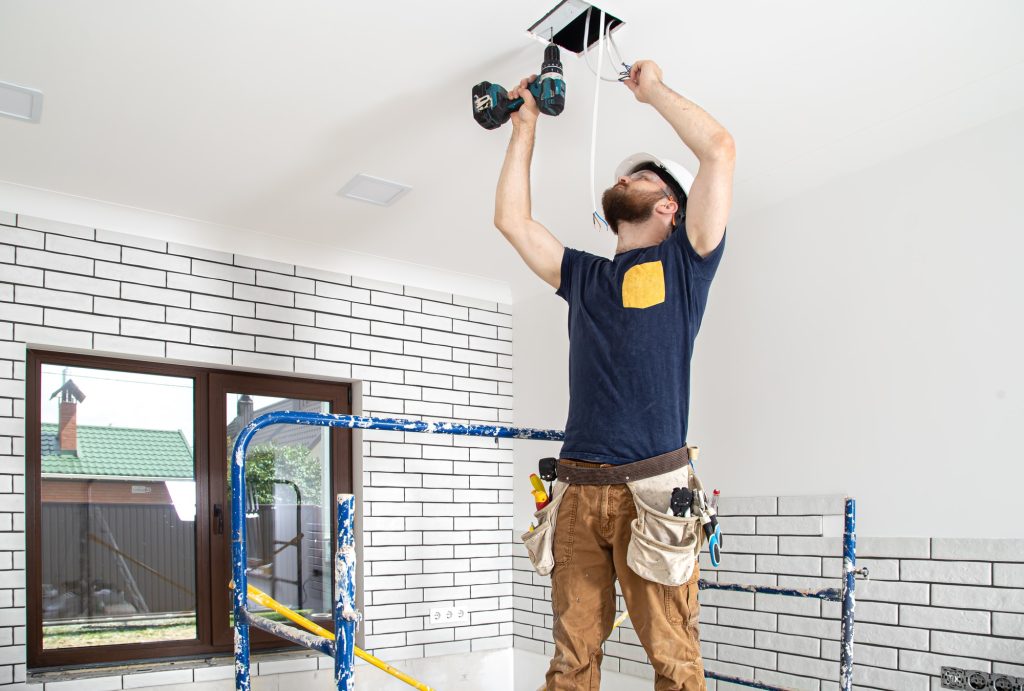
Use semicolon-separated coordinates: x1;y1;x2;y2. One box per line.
494;76;564;290
623;61;735;257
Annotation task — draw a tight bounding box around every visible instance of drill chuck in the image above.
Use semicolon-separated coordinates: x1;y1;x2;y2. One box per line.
541;44;563;76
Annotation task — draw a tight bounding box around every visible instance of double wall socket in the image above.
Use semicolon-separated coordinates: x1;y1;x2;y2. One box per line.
941;667;1023;691
428;606;468;627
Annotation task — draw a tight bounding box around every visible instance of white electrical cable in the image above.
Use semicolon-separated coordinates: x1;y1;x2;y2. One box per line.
582;8;622;82
589;9;608;230
607;29;627;71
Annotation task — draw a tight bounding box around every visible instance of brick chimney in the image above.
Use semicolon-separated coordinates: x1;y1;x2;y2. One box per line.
58;400;78;455
50;376;85;457
237;394;254;426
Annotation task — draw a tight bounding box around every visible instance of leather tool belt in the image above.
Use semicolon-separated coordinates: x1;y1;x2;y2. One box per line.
556;446;693;485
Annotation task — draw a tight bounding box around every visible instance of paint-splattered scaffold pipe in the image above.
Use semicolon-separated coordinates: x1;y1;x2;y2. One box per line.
698;579;842;601
840;498;857;691
335;494;357;690
703;672;798;690
230;412;858;691
236;410;566;444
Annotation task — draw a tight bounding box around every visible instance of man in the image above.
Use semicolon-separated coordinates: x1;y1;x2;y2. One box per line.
495;60;734;691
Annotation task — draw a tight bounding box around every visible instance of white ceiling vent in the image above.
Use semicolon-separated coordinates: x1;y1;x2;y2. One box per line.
0;81;44;123
338;174;412;207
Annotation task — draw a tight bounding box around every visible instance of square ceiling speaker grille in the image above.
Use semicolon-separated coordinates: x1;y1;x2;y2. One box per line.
0;81;44;123
338;174;412;207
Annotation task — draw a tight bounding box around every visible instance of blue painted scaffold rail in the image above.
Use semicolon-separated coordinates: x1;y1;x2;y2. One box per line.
229;412;857;691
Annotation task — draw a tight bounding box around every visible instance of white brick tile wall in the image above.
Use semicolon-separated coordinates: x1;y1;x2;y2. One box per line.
93;334;165;358
931;631;1024;664
120;246;189;272
757;516;823;535
931;538;1024;561
992;612;1024;637
994;563;1024;588
933;584;1024;612
2;228;45;251
858;536;930;559
294;293;351;316
900;559;991;585
291;266;350;285
95;259;165;286
96;228;166;252
16;216;93;239
45;234;119;262
513;495;1024;690
899;604;990;634
257;303;313;325
853;664;929;691
14;286;92;312
166;272;232;296
191;258;253;283
898;650;991;676
95;296;160;319
6;213;1024;688
43;272;118;298
2;211;520;683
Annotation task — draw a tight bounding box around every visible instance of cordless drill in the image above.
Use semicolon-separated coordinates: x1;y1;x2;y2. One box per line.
472;44;566;130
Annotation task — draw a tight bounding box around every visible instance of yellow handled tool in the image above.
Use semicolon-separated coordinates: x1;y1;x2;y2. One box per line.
529;473;549;508
246;584;435;691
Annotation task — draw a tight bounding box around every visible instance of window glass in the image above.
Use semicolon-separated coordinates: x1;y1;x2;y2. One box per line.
39;365;197;649
226;394;333;622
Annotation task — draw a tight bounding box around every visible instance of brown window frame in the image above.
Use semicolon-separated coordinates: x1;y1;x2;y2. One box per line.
25;350;352;669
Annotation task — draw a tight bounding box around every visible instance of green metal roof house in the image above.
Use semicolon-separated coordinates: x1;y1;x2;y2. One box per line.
41;423;194;480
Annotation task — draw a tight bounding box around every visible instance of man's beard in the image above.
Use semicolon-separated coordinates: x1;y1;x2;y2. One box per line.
601;184;665;234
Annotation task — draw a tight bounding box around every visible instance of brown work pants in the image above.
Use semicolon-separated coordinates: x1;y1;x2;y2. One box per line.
544;469;706;691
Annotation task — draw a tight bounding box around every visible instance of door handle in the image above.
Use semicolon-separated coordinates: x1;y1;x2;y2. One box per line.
213;503;224;535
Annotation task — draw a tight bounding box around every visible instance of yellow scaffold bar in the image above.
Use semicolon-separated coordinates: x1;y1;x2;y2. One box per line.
246;584;435;691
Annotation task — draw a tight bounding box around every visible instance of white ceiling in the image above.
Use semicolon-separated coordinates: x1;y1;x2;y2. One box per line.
2;1;1023;299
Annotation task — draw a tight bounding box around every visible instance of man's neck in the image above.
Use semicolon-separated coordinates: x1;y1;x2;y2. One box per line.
614;220;672;255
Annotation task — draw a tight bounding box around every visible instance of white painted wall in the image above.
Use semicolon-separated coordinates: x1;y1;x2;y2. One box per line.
512;106;1024;538
511;290;567;533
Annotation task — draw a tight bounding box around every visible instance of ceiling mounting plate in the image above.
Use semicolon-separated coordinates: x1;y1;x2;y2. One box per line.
527;0;624;55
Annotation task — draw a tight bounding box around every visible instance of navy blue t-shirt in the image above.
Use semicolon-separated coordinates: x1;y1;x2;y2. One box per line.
555;228;725;465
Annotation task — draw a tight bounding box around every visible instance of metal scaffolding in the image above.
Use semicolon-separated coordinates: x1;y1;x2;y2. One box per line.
230;411;858;691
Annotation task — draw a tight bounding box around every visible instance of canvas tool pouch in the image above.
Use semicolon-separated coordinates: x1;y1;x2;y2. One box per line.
626;460;703;586
555;446;706;586
520;479;567;577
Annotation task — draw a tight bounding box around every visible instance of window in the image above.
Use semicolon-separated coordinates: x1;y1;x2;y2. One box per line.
26;351;352;668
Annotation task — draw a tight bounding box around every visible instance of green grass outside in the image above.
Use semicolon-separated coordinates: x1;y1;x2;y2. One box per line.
43;609;319;649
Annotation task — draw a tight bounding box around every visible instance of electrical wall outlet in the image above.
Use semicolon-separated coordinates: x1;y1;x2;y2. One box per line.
941;667;1024;691
427;606;468;627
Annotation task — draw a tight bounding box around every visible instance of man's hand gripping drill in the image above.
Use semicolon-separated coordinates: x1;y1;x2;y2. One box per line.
472;44;566;129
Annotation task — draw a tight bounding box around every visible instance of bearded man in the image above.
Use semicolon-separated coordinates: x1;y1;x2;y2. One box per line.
494;60;735;691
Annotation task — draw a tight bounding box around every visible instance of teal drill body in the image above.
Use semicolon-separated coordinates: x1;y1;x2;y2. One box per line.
472;44;566;130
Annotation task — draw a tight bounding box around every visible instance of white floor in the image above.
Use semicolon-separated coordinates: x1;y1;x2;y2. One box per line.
353;648;515;691
513;649;654;691
36;647;750;690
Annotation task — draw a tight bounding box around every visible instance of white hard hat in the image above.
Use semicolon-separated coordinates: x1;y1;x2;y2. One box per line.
614;152;694;197
613;153;694;229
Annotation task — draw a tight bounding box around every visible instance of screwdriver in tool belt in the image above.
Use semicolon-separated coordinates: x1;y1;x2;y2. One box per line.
529;473;550;510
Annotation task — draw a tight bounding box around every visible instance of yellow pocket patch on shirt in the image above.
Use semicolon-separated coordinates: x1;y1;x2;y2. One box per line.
621;261;665;309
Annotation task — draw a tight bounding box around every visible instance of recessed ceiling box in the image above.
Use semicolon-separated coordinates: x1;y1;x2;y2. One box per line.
337;174;412;207
528;0;624;55
0;81;44;123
